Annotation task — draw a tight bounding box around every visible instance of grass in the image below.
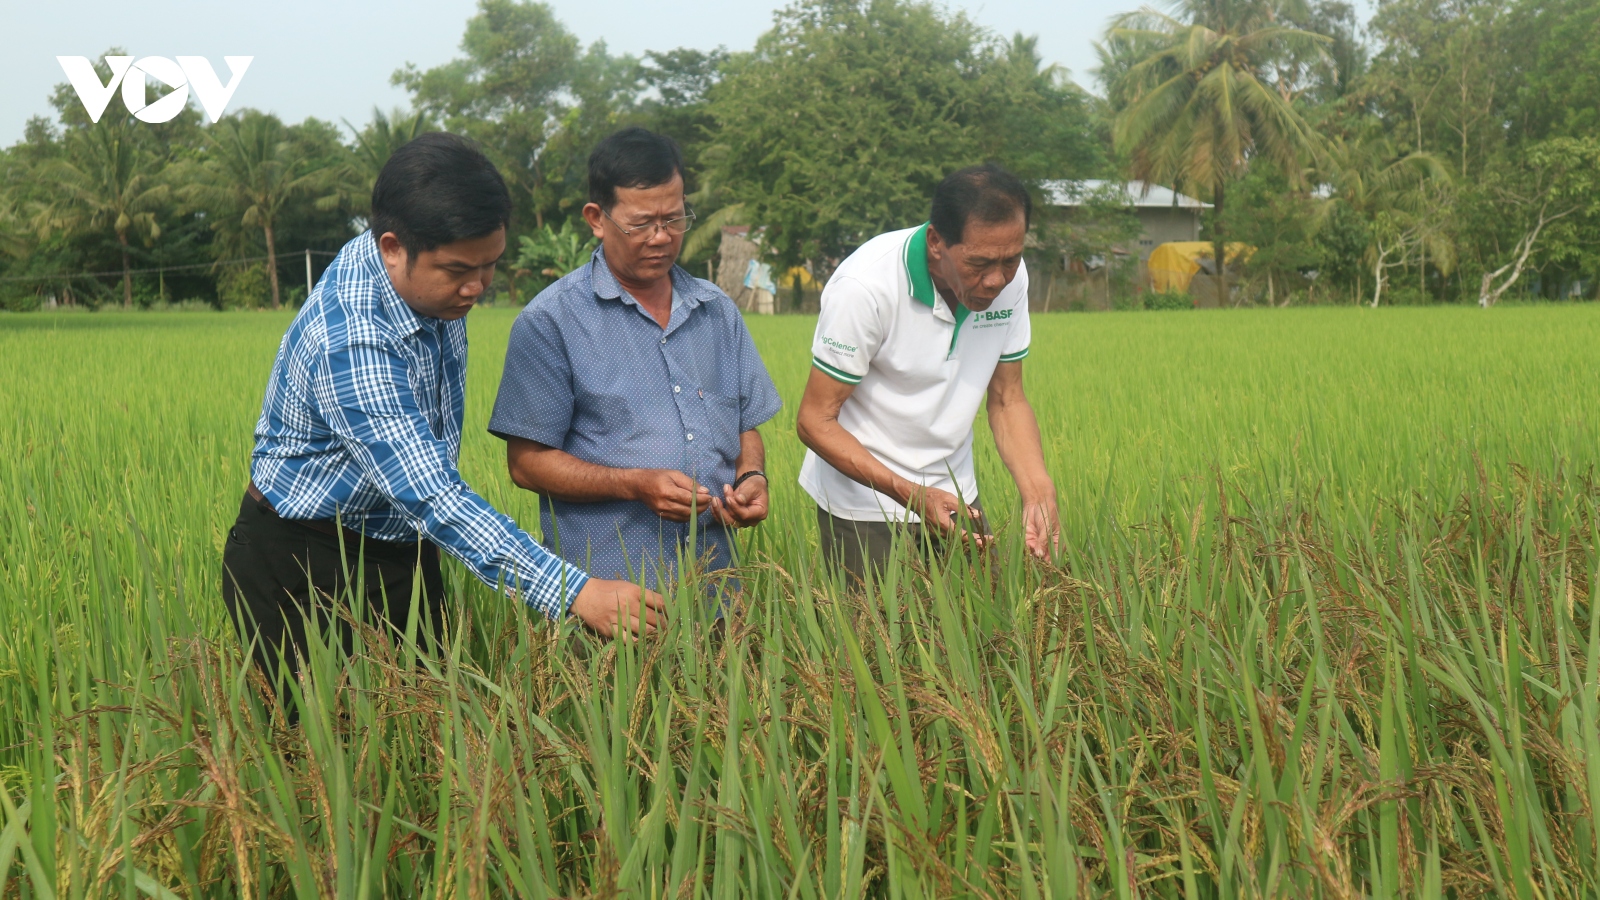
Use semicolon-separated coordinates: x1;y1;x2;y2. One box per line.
2;305;1600;897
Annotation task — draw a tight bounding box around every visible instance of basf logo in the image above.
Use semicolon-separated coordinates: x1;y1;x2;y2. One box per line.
57;56;253;124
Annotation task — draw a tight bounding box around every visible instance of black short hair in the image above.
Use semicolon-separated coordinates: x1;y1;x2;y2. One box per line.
928;164;1032;245
369;132;512;257
587;127;685;210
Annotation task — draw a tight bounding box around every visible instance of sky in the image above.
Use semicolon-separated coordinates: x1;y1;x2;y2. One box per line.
0;0;1142;147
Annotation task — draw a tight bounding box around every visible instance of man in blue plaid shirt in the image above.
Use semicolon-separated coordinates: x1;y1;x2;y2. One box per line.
223;133;661;692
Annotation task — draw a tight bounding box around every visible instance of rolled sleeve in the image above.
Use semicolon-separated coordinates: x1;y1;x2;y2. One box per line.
734;319;782;431
810;276;884;384
489;306;576;448
999;265;1031;363
314;339;588;619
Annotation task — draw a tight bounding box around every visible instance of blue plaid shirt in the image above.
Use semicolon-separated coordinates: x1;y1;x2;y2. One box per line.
249;232;587;619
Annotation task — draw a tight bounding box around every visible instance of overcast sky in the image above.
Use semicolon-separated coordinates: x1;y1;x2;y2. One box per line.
0;0;1154;146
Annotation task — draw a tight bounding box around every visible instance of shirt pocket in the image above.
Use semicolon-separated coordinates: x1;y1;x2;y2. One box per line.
702;392;742;439
698;392;744;470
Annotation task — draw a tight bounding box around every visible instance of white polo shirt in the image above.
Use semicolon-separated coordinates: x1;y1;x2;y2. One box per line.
799;223;1030;523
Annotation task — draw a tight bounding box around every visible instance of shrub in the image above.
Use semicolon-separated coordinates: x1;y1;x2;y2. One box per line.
1144;287;1192;310
216;263;271;310
0;285;43;312
1112;291;1144;311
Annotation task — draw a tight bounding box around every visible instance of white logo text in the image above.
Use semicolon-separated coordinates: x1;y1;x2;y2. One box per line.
56;55;253;124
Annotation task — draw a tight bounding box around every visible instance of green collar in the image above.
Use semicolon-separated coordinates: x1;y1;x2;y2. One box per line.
903;223;937;307
904;223;969;353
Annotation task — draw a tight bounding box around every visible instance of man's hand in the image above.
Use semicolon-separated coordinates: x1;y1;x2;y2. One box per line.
631;469;714;522
900;485;978;542
1022;497;1061;559
713;474;769;528
568;578;666;637
987;361;1057;559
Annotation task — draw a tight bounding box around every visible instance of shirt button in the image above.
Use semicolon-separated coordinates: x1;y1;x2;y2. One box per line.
660;337;667;344
686;433;694;441
673;385;680;393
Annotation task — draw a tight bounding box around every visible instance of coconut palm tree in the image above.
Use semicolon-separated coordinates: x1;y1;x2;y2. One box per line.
35;120;169;308
319;107;437;219
1318;125;1451;305
678;152;745;266
185;112;322;308
1103;0;1330;291
352;108;434;189
0;188;28;261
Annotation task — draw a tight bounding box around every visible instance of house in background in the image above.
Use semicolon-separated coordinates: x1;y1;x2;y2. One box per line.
718;181;1213;313
1041;180;1210;268
1028;180;1212;309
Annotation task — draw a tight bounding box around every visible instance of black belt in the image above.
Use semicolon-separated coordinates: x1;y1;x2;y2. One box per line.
246;482;417;549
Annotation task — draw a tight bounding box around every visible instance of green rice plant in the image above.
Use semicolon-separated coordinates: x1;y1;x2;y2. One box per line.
2;307;1600;897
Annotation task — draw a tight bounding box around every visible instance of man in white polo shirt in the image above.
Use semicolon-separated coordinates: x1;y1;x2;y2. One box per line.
797;164;1059;576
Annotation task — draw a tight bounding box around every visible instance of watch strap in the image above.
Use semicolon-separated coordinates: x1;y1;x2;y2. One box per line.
732;469;767;490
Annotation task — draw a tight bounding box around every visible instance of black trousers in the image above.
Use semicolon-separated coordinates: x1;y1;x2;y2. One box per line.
221;491;444;688
816;503;991;579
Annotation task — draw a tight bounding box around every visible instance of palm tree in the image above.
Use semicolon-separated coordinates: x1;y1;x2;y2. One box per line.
353;108;434;188
320;107;437;218
36;121;169;308
1318;127;1452;305
1103;0;1330;291
679;155;746;266
0;188;28;261
185;112;321;308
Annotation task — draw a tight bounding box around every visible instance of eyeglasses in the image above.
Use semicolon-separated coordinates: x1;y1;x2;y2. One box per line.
602;206;696;239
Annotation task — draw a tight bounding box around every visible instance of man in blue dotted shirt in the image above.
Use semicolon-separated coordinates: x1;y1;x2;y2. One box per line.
489;128;782;589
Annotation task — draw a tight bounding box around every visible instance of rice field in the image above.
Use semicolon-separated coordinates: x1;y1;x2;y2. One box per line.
3;304;1600;898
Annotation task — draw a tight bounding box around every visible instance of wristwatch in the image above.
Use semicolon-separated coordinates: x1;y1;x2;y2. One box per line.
733;470;767;490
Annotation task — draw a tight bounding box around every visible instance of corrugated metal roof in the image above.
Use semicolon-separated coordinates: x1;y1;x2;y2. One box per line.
1041;179;1211;210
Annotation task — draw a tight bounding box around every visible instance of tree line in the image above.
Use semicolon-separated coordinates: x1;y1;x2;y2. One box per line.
1;0;1596;311
1103;0;1600;305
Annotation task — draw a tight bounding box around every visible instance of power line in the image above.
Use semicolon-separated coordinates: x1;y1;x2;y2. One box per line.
0;250;341;284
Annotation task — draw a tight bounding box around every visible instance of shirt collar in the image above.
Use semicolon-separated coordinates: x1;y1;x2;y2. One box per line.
902;223;938;308
356;231;431;338
903;223;966;332
589;246;715;311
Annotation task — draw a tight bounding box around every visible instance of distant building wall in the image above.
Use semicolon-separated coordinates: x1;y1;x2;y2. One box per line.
1029;187;1208;310
1135;208;1203;260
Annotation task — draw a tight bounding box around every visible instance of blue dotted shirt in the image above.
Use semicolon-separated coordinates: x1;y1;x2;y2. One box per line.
489;248;782;588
